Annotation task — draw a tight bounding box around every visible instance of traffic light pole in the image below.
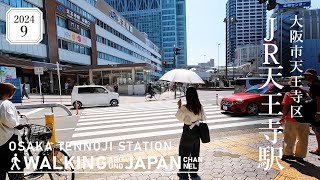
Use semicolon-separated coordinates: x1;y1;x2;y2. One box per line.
173;53;176;69
173;54;176;99
225;20;228;85
173;46;181;99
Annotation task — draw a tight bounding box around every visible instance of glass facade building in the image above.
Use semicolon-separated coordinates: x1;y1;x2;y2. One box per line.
226;0;267;65
105;0;187;72
273;8;320;77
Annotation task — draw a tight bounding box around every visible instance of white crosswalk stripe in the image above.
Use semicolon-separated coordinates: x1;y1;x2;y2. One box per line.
70;102;271;144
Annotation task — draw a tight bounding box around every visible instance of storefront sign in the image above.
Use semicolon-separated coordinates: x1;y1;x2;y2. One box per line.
277;0;310;4
57;26;91;47
68;20;81;33
110;10;133;33
34;67;44;75
56;3;90;28
0;66;16;82
57;4;66;14
66;9;90;28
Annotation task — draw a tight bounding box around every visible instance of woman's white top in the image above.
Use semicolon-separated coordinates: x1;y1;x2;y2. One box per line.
175;105;206;125
0;100;20;146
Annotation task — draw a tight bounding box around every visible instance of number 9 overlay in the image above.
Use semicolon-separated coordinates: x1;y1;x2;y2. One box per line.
6;8;43;44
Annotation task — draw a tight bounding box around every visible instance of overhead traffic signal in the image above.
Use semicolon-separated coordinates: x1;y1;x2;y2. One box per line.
257;0;267;4
174;47;181;56
257;0;277;11
267;0;277;10
162;60;167;65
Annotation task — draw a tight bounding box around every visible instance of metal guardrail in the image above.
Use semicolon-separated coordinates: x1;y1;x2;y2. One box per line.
22;95;71;104
15;103;72;116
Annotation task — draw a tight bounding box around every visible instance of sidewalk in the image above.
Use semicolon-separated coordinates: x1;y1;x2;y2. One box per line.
67;132;320;180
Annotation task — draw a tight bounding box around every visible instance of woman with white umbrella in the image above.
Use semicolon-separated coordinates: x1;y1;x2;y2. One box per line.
175;87;205;180
160;69;204;99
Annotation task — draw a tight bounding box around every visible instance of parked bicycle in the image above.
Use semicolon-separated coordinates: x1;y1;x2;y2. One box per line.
16;115;75;180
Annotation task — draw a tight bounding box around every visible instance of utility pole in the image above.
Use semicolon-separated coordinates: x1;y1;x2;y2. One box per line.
218;43;220;73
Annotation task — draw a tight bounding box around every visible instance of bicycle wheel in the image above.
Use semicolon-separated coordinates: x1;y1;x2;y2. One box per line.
145;94;152;101
153;93;160;100
47;148;75;180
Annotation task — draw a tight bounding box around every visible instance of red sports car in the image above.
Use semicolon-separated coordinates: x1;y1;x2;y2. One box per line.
220;83;303;116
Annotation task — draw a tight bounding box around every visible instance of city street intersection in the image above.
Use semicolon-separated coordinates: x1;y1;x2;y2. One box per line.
17;90;320;180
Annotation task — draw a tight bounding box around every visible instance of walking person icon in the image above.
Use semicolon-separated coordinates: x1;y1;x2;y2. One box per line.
11;153;21;170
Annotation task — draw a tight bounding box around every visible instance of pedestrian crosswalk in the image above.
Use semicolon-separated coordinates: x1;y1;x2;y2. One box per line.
70;102;271;144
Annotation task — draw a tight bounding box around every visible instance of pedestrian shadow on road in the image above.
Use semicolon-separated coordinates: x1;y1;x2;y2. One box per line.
285;160;320;179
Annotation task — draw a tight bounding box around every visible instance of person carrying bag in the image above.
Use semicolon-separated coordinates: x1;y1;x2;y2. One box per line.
175;87;207;180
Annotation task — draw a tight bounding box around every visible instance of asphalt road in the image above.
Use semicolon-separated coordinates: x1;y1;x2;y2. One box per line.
15;90;280;152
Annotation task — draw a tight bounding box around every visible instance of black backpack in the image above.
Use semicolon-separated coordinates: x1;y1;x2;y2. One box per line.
289;91;317;124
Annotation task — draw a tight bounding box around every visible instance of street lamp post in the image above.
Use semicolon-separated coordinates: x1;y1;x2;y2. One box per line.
203;55;206;71
218;43;220;73
233;62;235;80
224;17;238;86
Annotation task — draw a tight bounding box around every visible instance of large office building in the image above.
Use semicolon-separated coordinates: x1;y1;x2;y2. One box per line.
0;0;162;94
104;0;187;71
226;0;267;66
273;8;320;76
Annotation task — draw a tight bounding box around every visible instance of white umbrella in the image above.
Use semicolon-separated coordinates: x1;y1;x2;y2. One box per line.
160;69;205;84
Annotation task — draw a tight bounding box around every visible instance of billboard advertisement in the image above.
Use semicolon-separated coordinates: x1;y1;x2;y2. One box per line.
5;78;22;103
0;66;17;82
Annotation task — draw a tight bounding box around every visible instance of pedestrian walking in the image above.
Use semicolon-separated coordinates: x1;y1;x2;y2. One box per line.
21;83;29;99
175;87;204;180
302;69;320;156
0;82;25;180
281;77;310;162
114;83;118;93
64;81;69;94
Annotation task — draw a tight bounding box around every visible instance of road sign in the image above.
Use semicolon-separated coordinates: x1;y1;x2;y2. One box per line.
34;67;44;75
6;8;43;44
277;0;311;9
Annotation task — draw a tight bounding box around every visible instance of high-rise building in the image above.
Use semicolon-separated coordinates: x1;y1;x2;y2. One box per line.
273;8;320;76
104;0;187;72
0;0;162;94
226;0;267;66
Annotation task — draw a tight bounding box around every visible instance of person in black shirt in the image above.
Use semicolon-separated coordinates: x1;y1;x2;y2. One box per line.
21;83;29;99
113;84;118;93
147;83;155;98
303;69;320;156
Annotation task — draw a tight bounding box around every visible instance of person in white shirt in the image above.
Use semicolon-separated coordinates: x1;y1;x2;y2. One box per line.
176;87;205;180
0;82;25;180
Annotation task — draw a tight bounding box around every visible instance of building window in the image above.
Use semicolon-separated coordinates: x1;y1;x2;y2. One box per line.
80;28;90;38
0;0;35;7
56;16;66;28
98;51;133;64
0;21;6;34
58;39;90;55
177;4;184;15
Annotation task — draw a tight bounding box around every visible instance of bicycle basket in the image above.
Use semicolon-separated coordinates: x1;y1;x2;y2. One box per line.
27;124;52;144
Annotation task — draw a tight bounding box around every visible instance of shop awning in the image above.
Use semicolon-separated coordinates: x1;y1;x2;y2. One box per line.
0;55;33;69
32;61;71;71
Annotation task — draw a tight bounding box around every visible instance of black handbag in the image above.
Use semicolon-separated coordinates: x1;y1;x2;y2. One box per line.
199;108;210;143
199;122;210;143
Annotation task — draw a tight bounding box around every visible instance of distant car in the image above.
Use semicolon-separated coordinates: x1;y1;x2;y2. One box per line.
71;85;119;109
234;77;267;93
220;83;308;116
